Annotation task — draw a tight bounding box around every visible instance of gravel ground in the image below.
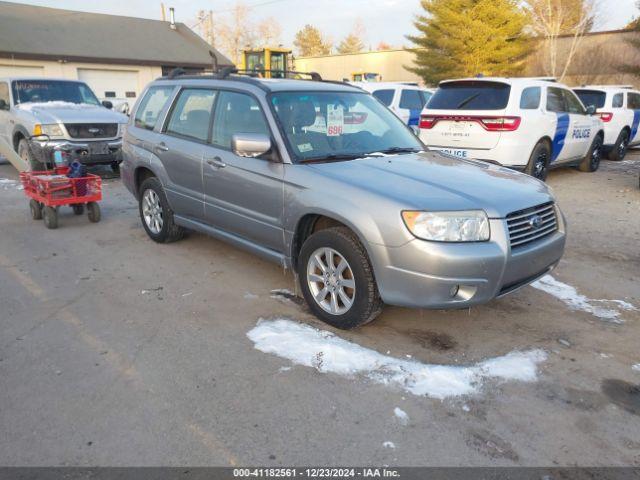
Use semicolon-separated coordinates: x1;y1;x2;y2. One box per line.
0;153;638;466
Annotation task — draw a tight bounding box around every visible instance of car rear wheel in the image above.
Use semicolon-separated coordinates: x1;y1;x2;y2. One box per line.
608;130;629;161
18;139;45;171
525;141;550;181
298;226;383;329
138;177;185;243
579;135;603;172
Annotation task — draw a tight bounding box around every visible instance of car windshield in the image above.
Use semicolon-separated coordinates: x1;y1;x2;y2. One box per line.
573;90;606;109
270;91;423;163
11;80;101;106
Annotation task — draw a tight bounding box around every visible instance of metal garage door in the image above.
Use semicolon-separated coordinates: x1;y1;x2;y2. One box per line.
0;65;44;77
77;68;139;101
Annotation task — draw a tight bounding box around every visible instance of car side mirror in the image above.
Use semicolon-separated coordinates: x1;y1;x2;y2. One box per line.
102;100;113;109
586;105;596;115
232;133;271;158
0;99;8;110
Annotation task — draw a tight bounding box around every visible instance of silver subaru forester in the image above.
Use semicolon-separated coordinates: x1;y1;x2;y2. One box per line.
121;71;566;329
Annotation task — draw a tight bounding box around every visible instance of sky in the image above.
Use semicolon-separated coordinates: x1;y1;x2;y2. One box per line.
9;0;639;49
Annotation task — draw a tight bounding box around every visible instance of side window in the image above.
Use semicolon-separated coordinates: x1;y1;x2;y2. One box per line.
627;93;640;110
563;89;586;114
399;89;425;110
165;88;215;142
134;86;174;131
372;89;394;107
0;82;9;107
211;91;269;150
612;93;624;109
105;91;116;98
520;87;541;109
546;87;566;113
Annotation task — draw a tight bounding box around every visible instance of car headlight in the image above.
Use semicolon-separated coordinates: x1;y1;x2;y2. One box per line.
33;124;64;138
402;210;490;242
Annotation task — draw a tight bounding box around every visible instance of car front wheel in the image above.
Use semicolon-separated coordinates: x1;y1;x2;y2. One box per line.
138;177;185;243
18;139;45;171
298;226;383;329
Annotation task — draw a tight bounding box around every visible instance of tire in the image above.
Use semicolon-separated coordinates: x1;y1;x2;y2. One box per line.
87;202;101;223
525;140;551;181
29;199;42;220
110;161;120;173
579;134;603;172
18;139;45;172
43;206;58;229
608;129;629;161
72;204;84;215
298;226;383;329
138;177;185;243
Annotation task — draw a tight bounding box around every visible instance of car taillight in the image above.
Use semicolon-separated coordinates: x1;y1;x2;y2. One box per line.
419;116;436;129
479;116;521;131
598;112;613;122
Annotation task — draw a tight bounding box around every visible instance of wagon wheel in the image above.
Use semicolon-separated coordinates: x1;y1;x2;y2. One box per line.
29;199;43;220
87;202;101;223
43;206;58;229
72;204;84;215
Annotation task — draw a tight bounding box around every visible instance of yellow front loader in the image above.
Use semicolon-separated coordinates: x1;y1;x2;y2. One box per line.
239;47;292;79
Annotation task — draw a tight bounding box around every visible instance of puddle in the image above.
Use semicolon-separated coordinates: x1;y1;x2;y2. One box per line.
531;275;636;323
247;318;547;399
601;379;640;416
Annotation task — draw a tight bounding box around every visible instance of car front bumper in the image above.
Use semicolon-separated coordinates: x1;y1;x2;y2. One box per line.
368;212;566;309
28;138;123;166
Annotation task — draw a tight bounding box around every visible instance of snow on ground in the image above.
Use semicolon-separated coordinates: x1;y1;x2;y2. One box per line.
382;441;396;449
393;407;409;425
247;318;547;399
0;178;23;190
531;275;636;323
633;364;640;372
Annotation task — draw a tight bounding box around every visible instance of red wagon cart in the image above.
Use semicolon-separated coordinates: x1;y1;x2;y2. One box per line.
20;166;102;229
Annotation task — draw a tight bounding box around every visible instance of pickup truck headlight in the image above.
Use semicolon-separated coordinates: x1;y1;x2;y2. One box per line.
33;124;64;138
402;210;490;242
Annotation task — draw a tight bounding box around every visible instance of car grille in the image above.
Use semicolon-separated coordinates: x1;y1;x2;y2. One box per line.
506;202;557;249
65;123;118;139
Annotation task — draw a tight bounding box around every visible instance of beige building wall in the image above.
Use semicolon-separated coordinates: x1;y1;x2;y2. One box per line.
295;49;423;84
0;57;161;96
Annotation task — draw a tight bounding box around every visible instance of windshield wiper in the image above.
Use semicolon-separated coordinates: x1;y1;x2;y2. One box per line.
373;147;422;155
456;93;480;109
298;153;367;164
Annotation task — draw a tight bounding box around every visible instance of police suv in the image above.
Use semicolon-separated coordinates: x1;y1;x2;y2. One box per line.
357;82;433;128
573;85;640;161
419;77;604;180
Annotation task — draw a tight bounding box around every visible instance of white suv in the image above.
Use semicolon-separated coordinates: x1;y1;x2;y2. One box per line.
573;85;640;161
357;82;433;128
419;77;604;181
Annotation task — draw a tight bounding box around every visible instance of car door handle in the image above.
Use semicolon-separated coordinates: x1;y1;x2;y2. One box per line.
154;143;169;153
206;157;226;168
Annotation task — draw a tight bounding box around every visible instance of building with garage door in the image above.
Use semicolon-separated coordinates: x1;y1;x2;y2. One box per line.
0;1;233;106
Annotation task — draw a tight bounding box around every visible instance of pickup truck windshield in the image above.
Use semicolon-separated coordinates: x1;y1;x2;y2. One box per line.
11;80;101;106
271;91;423;162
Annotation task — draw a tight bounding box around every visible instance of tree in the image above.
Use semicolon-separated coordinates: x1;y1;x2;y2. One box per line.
620;1;640;76
294;25;332;56
257;17;282;45
337;21;366;54
524;0;596;81
407;0;530;84
376;41;393;51
216;3;255;65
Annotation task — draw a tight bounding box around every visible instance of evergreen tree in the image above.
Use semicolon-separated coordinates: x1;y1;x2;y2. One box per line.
294;25;332;56
407;0;530;84
337;33;365;54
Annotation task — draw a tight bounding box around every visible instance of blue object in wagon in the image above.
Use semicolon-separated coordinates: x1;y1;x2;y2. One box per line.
67;161;88;195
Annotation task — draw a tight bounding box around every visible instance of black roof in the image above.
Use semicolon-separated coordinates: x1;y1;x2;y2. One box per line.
0;1;233;68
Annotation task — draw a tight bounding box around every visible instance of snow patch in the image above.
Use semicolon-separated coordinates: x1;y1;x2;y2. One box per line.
382;441;396;449
17;101;98;111
0;178;23;190
244;292;259;300
531;275;636;323
393;407;409;425
247;318;547;399
632;364;640;372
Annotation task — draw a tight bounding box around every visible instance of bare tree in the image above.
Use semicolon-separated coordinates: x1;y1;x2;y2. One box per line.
524;0;597;81
257;17;282;46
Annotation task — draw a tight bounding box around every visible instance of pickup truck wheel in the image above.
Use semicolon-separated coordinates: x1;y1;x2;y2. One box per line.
525;141;550;181
298;226;383;329
18;139;45;171
110;161;120;173
579;135;603;172
608;130;629;161
138;177;185;243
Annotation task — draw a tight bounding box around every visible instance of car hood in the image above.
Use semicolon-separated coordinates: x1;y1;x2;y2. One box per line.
307;151;554;218
17;102;128;124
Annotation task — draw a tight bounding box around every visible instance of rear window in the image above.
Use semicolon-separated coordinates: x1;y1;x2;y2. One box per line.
134;85;174;131
427;81;511;110
612;93;624;108
372;89;394;106
399;89;426;110
574;90;606;109
629;93;640;110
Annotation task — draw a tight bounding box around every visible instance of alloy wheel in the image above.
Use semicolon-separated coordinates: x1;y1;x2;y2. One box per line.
142;189;163;234
306;247;356;315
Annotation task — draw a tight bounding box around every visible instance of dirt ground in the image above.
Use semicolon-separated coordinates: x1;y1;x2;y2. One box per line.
0;153;638;467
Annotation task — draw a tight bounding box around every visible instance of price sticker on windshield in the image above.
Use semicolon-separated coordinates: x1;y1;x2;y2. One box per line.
327;104;344;136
